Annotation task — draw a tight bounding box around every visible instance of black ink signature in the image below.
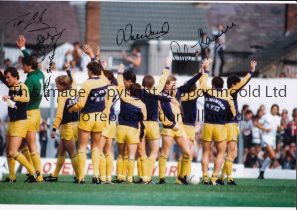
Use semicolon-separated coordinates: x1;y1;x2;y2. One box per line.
35;29;65;66
6;8;57;33
192;22;238;50
170;41;196;61
170;22;238;61
7;8;65;101
116;21;169;46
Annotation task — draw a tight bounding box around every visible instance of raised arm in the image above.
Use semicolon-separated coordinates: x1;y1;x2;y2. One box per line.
154;57;171;94
199;58;212;91
123;51;141;68
140;89;171;102
177;72;202;94
116;63;125;92
229;60;257;93
16;35;30;57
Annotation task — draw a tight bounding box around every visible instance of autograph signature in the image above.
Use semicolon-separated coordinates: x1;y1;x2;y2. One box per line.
192;22;238;50
170;22;238;61
116;21;169;46
7;8;65;100
170;41;196;62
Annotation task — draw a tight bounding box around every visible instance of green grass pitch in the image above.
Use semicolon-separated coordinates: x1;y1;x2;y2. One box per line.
0;175;295;207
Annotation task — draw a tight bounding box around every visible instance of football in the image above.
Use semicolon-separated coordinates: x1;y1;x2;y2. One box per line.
186;174;200;185
0;172;3;182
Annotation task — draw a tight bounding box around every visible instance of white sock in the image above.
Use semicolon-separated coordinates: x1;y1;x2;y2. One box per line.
260;157;271;172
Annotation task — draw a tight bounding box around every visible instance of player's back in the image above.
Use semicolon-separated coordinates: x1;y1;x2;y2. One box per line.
118;96;146;129
80;77;109;114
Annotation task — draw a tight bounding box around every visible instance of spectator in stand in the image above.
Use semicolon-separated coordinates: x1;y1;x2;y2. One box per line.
69;60;80;72
240;110;253;149
200;32;210;60
122;45;142;71
4;59;12;68
281;109;290;129
217;24;226;76
272;159;282;169
39;120;48;157
279;72;287;78
240;104;250;121
284;108;297;145
0;119;5;156
259;104;266;114
65;42;83;71
244;147;259;168
252;115;262;147
281;150;296;169
49;62;57;71
212;24;226;76
255;105;266;120
15;56;24;69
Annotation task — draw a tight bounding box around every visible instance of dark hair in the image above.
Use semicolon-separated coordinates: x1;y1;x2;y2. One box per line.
130;83;142;97
142;75;155;89
242;104;249;111
212;76;224;89
30;54;38;70
131;44;141;53
22;56;35;67
4;67;19;80
123;70;136;83
253;114;260;120
244;109;253;116
271;104;280;115
293;108;297;118
73;41;80;46
103;70;117;85
256;109;262;116
227;75;241;89
87;61;102;76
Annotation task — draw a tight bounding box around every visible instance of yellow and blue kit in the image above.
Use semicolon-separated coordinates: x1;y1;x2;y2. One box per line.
199;72;236;142
178;72;203;141
160;72;203;139
225;72;254;141
140;68;171;140
102;84;118;139
68;74;110;132
7;82;30;138
52;70;79;141
116;74;147;144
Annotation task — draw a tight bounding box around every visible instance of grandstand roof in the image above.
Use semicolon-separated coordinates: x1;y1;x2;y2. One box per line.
224;29;297;76
99;2;209;49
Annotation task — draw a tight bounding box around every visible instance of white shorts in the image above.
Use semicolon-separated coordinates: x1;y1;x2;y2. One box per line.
262;137;276;149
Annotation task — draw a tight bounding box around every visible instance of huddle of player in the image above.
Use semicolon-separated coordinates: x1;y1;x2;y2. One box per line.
1;34;257;185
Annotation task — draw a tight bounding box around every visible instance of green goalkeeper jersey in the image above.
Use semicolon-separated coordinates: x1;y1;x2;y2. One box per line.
22;49;45;111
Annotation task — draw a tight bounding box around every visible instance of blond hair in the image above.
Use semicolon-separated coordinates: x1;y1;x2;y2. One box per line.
55;75;72;90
